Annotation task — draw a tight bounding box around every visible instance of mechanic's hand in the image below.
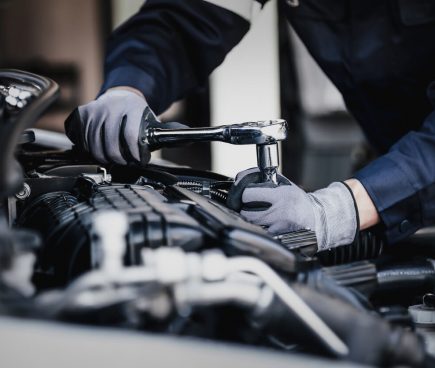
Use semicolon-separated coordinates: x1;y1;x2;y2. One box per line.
65;88;153;165
228;168;359;251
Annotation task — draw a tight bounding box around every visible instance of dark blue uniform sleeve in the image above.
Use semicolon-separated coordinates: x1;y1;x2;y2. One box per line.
354;83;435;243
100;0;253;114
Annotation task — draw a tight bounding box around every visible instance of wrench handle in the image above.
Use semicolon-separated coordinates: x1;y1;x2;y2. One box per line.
147;126;226;150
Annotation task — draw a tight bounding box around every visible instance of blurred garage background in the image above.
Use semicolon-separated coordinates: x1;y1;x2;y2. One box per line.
0;0;373;189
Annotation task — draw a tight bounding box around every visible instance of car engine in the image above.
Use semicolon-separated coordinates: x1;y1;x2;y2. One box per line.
1;69;435;367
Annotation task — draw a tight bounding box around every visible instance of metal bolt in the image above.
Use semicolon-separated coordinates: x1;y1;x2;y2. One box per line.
15;183;31;200
423;293;435;308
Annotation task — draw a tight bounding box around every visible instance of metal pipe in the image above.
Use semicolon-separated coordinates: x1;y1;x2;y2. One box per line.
227;257;349;357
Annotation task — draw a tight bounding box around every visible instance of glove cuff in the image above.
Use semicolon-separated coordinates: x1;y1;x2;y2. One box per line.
309;182;358;251
100;88;145;101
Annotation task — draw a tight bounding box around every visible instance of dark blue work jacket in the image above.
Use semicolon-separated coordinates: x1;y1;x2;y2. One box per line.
101;0;435;244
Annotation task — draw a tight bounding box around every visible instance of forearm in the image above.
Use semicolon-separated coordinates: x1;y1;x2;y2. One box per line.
345;179;380;230
353;107;435;242
102;0;251;114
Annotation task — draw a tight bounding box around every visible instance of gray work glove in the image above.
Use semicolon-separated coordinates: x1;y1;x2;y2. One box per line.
65;89;149;164
65;89;188;165
228;168;359;251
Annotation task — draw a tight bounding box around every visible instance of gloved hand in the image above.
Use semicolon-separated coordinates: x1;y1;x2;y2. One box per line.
65;89;151;165
228;168;359;251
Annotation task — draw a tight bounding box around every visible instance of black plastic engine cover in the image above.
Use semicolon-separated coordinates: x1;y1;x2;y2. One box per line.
18;182;204;288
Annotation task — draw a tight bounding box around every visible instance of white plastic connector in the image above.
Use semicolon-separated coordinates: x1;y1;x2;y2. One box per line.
1;252;36;297
93;211;128;273
201;250;229;281
143;247;200;284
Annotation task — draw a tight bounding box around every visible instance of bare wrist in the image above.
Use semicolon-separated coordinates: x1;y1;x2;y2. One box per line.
344;178;380;230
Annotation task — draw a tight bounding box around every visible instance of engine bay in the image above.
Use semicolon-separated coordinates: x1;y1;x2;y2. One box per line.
2;70;435;367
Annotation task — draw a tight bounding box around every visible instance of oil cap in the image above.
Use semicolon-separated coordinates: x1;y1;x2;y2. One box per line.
409;293;435;326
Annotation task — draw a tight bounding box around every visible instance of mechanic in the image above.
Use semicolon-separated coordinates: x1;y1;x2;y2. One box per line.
65;0;435;252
